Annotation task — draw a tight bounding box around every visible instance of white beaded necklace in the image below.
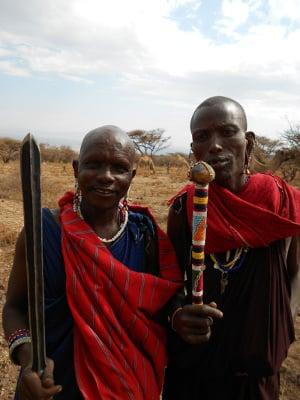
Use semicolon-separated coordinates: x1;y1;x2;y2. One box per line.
77;205;129;243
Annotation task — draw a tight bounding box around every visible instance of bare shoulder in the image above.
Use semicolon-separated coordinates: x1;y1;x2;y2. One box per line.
167;194;187;237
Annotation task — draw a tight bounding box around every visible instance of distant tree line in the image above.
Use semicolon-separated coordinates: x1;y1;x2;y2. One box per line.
0;137;78;163
1;122;299;179
39;143;78;163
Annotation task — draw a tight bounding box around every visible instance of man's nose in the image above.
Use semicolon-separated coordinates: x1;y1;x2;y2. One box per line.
209;134;223;153
96;167;114;182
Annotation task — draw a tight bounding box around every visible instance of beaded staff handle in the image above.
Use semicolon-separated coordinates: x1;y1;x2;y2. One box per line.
189;161;215;305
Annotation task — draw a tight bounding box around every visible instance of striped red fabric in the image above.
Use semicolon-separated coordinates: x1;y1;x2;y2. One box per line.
169;173;300;254
59;192;182;400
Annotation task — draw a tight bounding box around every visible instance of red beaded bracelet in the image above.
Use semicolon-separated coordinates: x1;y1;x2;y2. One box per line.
7;328;30;347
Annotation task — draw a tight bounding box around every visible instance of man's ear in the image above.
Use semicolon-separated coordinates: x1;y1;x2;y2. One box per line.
191;141;196;154
245;131;255;153
72;159;79;178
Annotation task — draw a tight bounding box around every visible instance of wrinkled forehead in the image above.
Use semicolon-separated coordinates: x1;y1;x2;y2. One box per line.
191;102;247;132
80;133;135;163
82;135;125;150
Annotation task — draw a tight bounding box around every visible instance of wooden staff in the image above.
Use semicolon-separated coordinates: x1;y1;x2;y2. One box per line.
189;161;215;304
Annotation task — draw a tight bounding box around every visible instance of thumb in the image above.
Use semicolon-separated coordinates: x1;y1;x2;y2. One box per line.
208;301;218;308
41;358;55;388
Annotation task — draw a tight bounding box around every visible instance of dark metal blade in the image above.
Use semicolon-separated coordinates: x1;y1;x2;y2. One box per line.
20;133;46;375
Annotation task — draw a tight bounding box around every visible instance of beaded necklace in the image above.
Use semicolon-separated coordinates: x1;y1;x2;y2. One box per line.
77;205;129;244
210;247;249;294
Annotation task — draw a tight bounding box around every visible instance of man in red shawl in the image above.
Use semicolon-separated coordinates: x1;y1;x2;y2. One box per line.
163;96;300;400
3;126;182;399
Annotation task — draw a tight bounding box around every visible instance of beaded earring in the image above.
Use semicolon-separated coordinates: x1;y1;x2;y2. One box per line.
73;178;82;213
122;185;131;212
122;197;128;211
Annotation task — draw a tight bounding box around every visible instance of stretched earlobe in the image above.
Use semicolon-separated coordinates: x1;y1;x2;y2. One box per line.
244;132;255;175
72;159;79;178
245;131;256;151
189;143;196;163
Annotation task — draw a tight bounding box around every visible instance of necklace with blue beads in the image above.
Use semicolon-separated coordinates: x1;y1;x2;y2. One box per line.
209;247;249;294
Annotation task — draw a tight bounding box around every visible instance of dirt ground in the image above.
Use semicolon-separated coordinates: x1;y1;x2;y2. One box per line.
0;161;299;399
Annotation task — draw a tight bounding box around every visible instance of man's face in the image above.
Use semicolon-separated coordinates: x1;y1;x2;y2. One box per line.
74;134;135;211
191;102;248;188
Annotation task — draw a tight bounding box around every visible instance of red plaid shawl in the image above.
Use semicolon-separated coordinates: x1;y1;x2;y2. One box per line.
59;193;182;399
169;173;300;254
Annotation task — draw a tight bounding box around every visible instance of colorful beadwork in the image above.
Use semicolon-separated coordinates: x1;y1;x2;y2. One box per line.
7;328;30;347
7;328;31;363
189;161;215;304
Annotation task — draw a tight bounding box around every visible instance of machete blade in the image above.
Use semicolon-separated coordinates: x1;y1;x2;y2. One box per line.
20;133;46;375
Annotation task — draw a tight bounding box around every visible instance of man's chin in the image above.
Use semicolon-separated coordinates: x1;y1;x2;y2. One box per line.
214;171;231;186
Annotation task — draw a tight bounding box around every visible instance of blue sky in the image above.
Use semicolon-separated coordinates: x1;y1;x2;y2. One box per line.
0;0;299;152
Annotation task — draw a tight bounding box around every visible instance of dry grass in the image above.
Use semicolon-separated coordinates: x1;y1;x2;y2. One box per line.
0;161;299;399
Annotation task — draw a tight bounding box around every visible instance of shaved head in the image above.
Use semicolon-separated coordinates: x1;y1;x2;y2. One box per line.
190;96;247;132
79;125;136;165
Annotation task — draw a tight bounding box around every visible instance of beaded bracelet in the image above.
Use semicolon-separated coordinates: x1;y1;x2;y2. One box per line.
9;336;31;360
7;329;31;364
7;328;30;347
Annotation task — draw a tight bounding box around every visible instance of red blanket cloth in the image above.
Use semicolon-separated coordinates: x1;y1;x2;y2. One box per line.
170;173;300;254
59;193;182;399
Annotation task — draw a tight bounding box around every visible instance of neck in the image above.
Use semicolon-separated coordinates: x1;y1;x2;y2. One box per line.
216;173;249;193
78;199;129;243
80;200;119;229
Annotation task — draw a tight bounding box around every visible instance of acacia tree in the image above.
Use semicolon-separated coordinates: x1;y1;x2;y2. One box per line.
254;135;283;161
281;121;300;151
128;129;170;156
279;121;300;181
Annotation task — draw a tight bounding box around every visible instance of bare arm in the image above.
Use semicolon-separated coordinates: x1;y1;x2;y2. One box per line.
2;228;62;399
287;236;300;320
3;229;31;365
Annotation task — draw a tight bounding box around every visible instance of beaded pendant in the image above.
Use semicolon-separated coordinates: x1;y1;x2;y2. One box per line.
210;247;249;294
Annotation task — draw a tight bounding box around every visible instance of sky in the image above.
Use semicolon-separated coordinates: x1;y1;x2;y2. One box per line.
0;0;299;153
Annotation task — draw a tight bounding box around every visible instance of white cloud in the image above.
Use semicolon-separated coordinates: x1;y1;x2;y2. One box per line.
0;47;13;57
0;60;29;76
216;0;253;35
0;0;299;147
0;0;299;80
267;0;300;22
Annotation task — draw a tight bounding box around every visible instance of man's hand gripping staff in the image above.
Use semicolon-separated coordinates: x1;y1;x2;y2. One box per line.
172;161;223;345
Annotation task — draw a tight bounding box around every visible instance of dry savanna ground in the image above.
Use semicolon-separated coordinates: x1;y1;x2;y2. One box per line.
0;161;299;399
